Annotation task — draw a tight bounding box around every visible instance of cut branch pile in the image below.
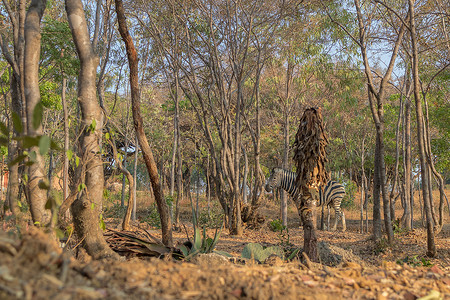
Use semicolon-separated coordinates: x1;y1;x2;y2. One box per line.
104;229;182;259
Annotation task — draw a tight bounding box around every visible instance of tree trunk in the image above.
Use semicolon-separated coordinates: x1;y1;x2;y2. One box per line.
360;136;366;233
300;186;318;262
66;0;117;259
6;76;21;219
389;96;403;223
1;0;26;221
408;0;436;257
241;145;248;205
115;0;173;246
230;90;243;236
132;136;138;221
120;137;128;207
61;75;69;219
401;69;412;230
24;0;50;226
281;102;289;227
175;133;182;226
372;120;382;241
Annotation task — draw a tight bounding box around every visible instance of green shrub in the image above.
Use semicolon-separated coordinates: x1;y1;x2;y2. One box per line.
341;180;357;208
269;219;286;232
104;203;127;219
198;206;224;229
396;255;433;267
142;204;161;229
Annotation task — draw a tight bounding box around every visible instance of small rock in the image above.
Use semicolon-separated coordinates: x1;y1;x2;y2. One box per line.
264;254;283;266
191;253;229;267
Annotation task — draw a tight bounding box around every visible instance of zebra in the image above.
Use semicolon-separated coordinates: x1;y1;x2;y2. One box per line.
265;167;346;231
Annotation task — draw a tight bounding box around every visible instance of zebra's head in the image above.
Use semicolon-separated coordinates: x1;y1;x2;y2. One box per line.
265;168;283;192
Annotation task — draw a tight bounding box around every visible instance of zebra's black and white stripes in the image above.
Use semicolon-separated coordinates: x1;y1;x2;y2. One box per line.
265;167;346;231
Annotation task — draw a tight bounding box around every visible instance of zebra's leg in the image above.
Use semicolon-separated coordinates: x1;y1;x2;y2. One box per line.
320;204;325;230
327;206;331;231
332;205;339;231
342;211;346;232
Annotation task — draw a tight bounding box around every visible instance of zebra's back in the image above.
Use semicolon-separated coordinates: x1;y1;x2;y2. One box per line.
319;181;345;207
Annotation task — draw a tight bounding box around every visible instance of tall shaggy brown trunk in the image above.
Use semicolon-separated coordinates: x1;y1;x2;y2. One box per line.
293;107;329;262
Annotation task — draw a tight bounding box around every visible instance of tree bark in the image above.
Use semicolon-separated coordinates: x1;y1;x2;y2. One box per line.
115;0;173;246
24;0;49;226
132;136;138;221
61;74;69;220
401;68;412;230
1;0;26;220
65;0;117;259
408;0;436;257
281;99;289;227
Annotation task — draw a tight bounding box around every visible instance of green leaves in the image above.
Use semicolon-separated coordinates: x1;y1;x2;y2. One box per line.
89;119;97;133
38;135;51;155
99;214;106;231
32;101;44;130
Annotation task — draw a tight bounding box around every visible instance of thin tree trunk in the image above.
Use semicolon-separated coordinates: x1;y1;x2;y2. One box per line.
389;96;403;223
401;70;412;230
61;76;69;217
132;136;138;221
409;0;435;257
240;145;247;205
115;0;172;246
175;137;182;226
373;124;382;241
360;136;366;233
281;103;289;227
121;138;128;207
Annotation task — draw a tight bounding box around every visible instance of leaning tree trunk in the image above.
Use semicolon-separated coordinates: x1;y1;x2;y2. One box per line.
293;108;329;263
115;0;173;246
24;0;50;226
65;0;117;259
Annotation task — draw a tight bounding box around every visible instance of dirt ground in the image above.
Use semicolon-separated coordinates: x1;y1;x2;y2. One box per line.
0;192;449;300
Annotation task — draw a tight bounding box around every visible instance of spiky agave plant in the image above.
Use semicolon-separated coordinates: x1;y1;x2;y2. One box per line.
178;199;230;260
